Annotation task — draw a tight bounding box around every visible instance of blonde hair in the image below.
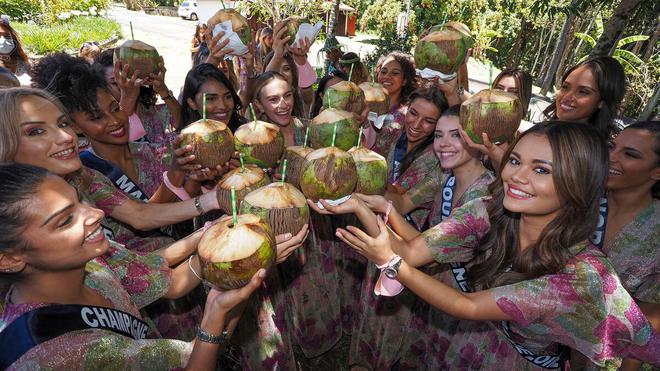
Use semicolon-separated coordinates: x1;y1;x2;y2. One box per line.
0;87;69;162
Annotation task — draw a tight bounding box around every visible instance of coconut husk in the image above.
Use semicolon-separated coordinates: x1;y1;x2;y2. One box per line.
282;16;310;45
113;40;160;80
180;119;234;169
300;147;357;201
208;8;251;45
309;108;360;151
275;146;313;189
348;147;387;195
216;165;270;212
323;81;367;115
414;22;474;75
240;182;310;236
460;89;523;144
358;82;391;115
198;214;275;290
234;120;285;169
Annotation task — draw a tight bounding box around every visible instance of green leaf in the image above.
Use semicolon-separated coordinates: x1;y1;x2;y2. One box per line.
486;46;499;52
575;33;596;48
595;13;603;36
614;56;638;75
617;35;649;48
614;49;643;65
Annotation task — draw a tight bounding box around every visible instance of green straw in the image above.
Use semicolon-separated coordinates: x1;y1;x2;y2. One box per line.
357;127;362;147
281;159;288;185
349;63;355;82
220;0;226;9
231;186;238;226
239;153;245;173
440;13;447;27
488;62;493;89
249;103;258;129
202;93;207;122
130;22;134;40
331;122;337;147
303;127;309;148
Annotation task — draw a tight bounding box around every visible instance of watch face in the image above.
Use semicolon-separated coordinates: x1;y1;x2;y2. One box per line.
384;267;397;279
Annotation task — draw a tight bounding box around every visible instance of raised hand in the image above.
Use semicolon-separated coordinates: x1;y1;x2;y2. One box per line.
306;197;362;215
271;21;290;59
353;193;390;214
459;129;508;171
274;224;309;264
205;30;234;67
114;61;142;115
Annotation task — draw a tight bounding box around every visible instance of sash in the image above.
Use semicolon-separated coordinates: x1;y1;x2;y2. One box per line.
589;196;608;249
423;175;456;230
0;304;148;369
391;132;407;182
80;150;150;202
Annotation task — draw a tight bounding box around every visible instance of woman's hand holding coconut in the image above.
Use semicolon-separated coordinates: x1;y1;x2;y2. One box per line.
113;60;143;116
274;224;310;264
336;216;399;266
287;36;312;65
204;30;234;67
271;21;292;59
306;197;381;237
459;129;509;171
173;135;227;183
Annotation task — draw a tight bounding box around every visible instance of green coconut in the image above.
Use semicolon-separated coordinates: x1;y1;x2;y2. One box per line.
414;21;474;75
348;147;387;195
358;82;391;115
460;89;524;144
198;213;275;290
234;121;285;169
282;16;310;45
113;40;160;79
323;80;367;115
300;147;357;201
275;146;313;189
208;8;252;45
216;165;270;213
240;182;310;237
179;119;234;169
309;108;360;151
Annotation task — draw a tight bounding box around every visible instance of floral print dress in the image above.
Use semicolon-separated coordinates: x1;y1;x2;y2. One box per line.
371;105;407;156
137;103;179;145
1;242;195;370
419;197;660;370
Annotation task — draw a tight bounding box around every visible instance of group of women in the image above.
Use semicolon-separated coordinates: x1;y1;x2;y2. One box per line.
0;14;658;371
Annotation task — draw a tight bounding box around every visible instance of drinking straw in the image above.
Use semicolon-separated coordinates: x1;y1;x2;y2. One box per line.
349;63;355;82
303;127;309;148
281;159;288;185
488;62;493;89
130;22;134;40
331;122;337;147
371;65;375;84
239;153;245;173
231;186;238;226
357;126;363;147
441;13;447;27
220;0;226;9
249;103;258;129
202;93;207;122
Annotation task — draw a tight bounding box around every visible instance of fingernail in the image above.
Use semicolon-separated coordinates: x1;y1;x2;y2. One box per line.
258;269;266;278
285;233;292;238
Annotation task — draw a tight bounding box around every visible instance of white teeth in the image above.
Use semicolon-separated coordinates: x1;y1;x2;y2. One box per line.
509;187;533;198
560;103;574;111
110;127;124;135
85;227;101;241
609;169;622;176
51;148;74;158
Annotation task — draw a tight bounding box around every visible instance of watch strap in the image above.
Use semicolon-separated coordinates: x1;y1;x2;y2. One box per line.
374;255;404;297
196;327;228;344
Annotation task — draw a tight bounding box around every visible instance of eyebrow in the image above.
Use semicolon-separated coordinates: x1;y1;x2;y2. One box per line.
41;204;74;227
622;146;642;154
510;151;553;166
20;114;68;127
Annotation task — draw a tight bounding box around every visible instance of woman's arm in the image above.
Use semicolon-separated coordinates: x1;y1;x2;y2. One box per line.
620;301;660;371
354;193;420;240
306;197;381;237
264;22;290;73
156;227;203;266
163;254;202;299
150;58;183;130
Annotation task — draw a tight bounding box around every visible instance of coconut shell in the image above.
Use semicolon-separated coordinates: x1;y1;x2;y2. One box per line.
282;16;310;45
414;21;474;75
180;119;234;169
114;40;161;79
198;214;275;290
216;165;270;212
460;89;524;144
240;182;310;236
300;147;357;201
323;81;367;115
348;147;387;195
208;8;251;45
309;108;360;151
234;121;285;169
275;146;313;189
358;82;391;115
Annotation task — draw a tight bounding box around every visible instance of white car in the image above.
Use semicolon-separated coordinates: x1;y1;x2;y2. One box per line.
178;1;198;21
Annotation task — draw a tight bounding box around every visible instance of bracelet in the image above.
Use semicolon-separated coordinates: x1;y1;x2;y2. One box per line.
383;201;393;224
194;195;205;215
163;171;191;200
196;327;228;344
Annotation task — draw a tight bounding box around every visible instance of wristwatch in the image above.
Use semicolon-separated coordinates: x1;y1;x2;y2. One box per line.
196;327;228;344
383;256;403;279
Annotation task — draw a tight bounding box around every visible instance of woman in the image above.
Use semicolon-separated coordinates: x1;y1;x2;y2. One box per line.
370;51;419;155
339;52;368;85
191;24;207;60
0;163;264;370
309;105;495;369
0;19;29;77
493;68;533;113
309;70;348;118
255;26;273;72
543;56;625;137
94;49;181;144
336;122;659;369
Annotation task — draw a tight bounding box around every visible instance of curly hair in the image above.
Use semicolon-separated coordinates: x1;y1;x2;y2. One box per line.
30;52;108;115
376;51;418;106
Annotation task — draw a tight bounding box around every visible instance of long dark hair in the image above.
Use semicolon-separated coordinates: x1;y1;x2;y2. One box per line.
180;63;245;132
309;70;348;118
0;19;30;74
543;57;625;138
93;48;158;108
493;68;533;112
468;121;609;288
376;51;418;107
252;71;303;119
625;121;660;199
398;86;448;175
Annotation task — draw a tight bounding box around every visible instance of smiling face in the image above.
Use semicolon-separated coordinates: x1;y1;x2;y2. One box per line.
433;115;479;169
255;78;294;127
377;57;405;96
16;175;109;274
501;134;561;217
404;97;440;148
14;95;82;176
187;78;235;123
555;65;602;123
607;128;660;193
70;89;129;146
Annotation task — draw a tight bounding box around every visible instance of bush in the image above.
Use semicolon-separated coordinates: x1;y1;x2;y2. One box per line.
359;0;402;32
41;0;111;24
0;0;41;22
13;16;121;55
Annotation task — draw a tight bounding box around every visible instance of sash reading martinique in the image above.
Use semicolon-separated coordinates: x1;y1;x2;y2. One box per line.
391;133;422;230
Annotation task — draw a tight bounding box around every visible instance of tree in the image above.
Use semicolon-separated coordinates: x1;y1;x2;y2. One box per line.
540;8;576;95
589;0;644;57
